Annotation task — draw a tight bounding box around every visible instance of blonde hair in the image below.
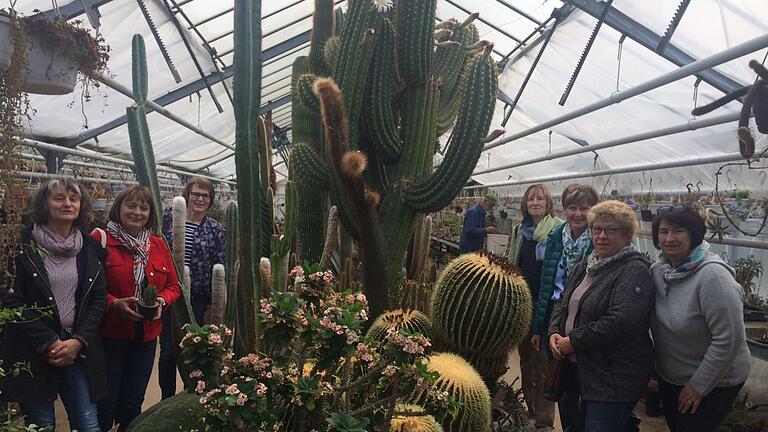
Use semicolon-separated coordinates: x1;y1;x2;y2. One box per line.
520;184;554;220
587;200;638;239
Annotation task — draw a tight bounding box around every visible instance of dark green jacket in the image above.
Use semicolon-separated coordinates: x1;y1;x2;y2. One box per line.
531;223;593;336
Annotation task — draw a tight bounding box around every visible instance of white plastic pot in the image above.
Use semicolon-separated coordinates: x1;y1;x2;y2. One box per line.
23;32;78;95
486;233;509;256
0;16;11;72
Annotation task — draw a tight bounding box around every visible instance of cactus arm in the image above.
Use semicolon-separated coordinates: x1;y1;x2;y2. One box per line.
308;0;335;76
396;0;437;84
232;0;263;355
131;34;148;105
290;143;328;190
210;264;226;324
314;78;389;319
269;181;298;292
404;48;498;213
323;36;341;73
295;73;321;113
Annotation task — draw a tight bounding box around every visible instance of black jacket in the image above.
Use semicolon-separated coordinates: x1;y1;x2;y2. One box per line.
1;226;108;403
548;251;654;402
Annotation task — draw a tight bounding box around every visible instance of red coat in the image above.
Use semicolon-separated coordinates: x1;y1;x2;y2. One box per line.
93;230;181;341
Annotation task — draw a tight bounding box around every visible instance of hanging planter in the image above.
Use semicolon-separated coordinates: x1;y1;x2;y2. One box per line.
0;16;11;72
24;31;79;94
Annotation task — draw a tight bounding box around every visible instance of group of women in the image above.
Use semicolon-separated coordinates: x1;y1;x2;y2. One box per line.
2;179;179;431
506;183;751;432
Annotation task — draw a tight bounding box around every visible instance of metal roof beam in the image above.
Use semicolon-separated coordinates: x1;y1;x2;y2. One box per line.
566;0;744;94
495;0;543;26
443;0;522;44
59;33;308;147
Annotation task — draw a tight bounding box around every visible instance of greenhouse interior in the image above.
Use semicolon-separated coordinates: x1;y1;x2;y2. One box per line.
1;0;767;431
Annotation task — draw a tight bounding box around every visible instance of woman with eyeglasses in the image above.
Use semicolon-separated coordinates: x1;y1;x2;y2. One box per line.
96;185;180;431
2;178;107;431
158;177;225;399
507;183;562;430
650;206;750;432
548;200;654;431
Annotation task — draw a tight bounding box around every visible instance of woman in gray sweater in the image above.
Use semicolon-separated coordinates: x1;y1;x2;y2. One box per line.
650;206;750;432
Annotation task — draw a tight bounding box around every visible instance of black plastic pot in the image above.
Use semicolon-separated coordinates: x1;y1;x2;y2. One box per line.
640;210;654;222
137;302;159;321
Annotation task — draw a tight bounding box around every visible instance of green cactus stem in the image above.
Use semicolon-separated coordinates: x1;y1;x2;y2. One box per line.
141;284;157;307
397;0;438;85
319;205;339;270
366;309;432;342
431;251;532;357
171;196;186;275
210;264;226;324
223;201;239;347
232;0;263;355
258;116;274;258
407;214;432;280
270;181;298;292
290;143;328;190
308;0;335;76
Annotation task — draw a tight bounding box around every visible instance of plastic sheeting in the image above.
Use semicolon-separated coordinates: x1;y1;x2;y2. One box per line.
12;0;768;194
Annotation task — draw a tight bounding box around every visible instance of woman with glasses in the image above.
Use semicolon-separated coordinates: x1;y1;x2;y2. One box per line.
650;206;750;432
507;183;562;430
159;176;225;398
548;200;654;431
96;186;180;431
2;178;107;431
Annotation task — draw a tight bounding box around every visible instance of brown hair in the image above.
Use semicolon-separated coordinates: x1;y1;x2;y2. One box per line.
562;183;599;208
183;176;215;209
31;177;93;228
520;184;553;220
588;200;639;239
109;186;157;231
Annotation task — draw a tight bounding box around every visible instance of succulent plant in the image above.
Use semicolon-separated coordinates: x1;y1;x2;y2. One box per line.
410;352;492;432
430;252;532;358
270;180;298;292
210;264;226;324
366;309;432;342
290;0;498;318
390;404;443;432
141;284;158;307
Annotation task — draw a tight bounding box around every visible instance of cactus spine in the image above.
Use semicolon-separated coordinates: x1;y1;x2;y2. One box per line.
232;0;262;355
210;264;226;324
390;404;443;432
430;252;532;385
289;1;498;317
366;309;432;342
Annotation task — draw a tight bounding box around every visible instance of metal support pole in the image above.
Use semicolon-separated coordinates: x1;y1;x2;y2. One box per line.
92;73;235;151
16;137;236;185
40;149;65;174
467;152;748;189
473;112;745;175
484;33;768;151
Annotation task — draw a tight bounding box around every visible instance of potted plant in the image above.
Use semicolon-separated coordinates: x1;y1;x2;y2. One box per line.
733;255;767;321
0;14;10;72
137;284;159;321
0;11;110;95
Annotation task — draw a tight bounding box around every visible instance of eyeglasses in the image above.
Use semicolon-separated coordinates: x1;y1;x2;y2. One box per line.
592;226;621;236
657;205;690;215
190;192;211;201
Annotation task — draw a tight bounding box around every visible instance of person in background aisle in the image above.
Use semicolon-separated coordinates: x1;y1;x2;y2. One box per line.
650;206;750;432
531;184;598;355
96;186;180;432
2;178;107;432
548;200;654;432
459;194;497;253
507;184;563;431
159;176;225;399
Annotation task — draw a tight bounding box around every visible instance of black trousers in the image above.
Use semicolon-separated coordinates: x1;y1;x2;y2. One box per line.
658;378;743;432
158;299;208;399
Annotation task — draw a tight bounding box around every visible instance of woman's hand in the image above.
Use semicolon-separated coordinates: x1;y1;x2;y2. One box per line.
47;339;83;367
113;297;143;321
556;336;574;355
531;334;542;351
549;334;563;359
678;384;703;414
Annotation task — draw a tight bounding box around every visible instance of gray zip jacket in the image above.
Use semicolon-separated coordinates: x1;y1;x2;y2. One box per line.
650;253;751;397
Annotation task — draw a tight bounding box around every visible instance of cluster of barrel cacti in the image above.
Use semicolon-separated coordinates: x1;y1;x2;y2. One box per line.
289;0;500;318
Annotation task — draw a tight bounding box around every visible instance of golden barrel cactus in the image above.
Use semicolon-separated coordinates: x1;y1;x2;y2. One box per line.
390;404;443;432
366;309;432;342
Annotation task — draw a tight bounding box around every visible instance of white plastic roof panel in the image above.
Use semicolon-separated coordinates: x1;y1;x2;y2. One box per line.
12;0;768;194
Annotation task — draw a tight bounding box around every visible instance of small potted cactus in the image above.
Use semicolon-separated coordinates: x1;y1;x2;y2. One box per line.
137;284;159;321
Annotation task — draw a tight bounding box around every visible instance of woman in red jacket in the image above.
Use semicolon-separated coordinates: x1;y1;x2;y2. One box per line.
94;186;180;432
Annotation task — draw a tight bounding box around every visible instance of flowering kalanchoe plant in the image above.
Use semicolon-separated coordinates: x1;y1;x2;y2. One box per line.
179;323;232;384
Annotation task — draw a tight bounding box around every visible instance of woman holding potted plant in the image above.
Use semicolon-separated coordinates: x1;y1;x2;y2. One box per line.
1;178;107;431
94;185;180;432
650;206;751;432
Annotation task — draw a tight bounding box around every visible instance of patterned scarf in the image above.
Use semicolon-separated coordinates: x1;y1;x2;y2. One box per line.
107;220;151;299
520;215;562;261
659;241;710;282
562;224;591;273
586;244;637;275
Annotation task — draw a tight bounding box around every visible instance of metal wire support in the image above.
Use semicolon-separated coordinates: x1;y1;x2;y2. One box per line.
559;0;614;106
136;0;182;83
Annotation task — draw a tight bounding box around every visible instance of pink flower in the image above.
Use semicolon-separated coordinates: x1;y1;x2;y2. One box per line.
225;384;240;395
236;393;248;406
256;382;268;395
195;380;206;393
189;370;203;378
207;333;223;345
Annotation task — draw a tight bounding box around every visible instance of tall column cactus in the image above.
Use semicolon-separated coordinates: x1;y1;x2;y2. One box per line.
269;180;298;292
290;0;499;317
127;34;195;383
232;0;262;355
223;201;240;349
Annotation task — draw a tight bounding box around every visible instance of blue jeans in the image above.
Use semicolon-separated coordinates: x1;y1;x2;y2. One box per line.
158;298;208;398
19;359;100;432
98;338;157;432
584;400;637;432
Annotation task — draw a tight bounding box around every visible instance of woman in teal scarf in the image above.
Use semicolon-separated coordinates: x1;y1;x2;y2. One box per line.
507;183;562;430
